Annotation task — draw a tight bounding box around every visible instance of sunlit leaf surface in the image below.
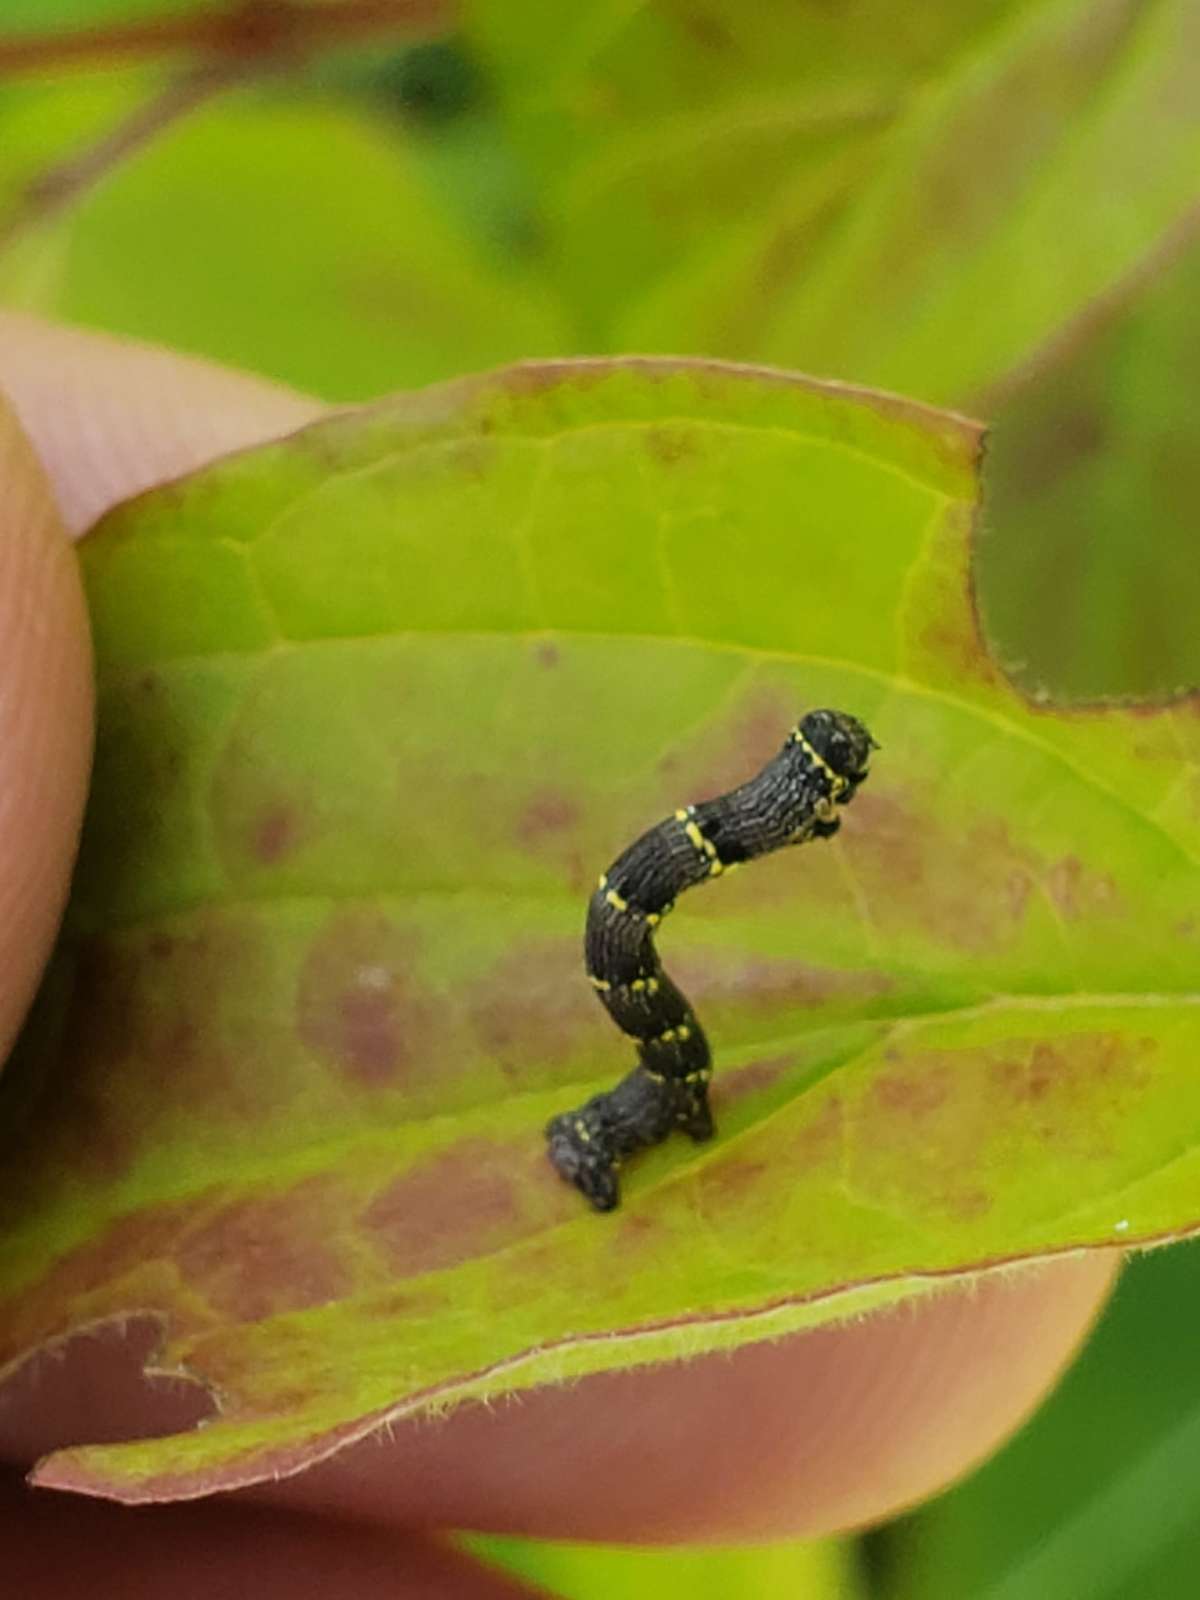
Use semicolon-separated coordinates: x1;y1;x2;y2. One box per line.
2;357;1197;1503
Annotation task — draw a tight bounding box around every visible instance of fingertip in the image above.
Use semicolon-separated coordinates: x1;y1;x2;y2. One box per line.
0;315;325;1067
0;312;324;536
0;398;93;1067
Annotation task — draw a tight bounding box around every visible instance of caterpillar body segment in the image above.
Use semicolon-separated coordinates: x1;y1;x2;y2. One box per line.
546;708;876;1211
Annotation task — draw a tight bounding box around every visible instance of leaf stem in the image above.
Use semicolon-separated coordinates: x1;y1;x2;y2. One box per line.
0;0;453;78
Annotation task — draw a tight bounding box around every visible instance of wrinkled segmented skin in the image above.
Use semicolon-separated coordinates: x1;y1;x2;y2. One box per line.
547;709;875;1209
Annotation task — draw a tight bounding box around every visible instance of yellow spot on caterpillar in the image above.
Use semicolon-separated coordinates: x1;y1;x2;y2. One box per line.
646;977;660;996
678;807;721;867
708;859;724;877
605;888;629;913
588;975;612;992
646;911;661;927
677;1024;691;1040
573;1119;591;1143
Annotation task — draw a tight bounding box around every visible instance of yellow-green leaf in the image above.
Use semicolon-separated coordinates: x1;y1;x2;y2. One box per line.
2;357;1197;1505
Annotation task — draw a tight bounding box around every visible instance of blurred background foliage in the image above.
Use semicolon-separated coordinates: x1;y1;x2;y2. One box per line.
1;2;1198;1594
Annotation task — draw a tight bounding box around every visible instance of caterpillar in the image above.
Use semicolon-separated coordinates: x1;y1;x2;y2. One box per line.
545;708;876;1211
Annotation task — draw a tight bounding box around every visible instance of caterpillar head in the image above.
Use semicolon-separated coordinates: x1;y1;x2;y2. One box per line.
799;709;876;797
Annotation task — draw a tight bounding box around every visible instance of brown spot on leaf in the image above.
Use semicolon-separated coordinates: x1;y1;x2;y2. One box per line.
1021;1035;1153;1119
0;1204;196;1366
849;786;1037;952
252;804;300;864
615;1210;663;1248
671;950;892;1020
469;938;597;1087
360;1283;455;1325
363;1140;529;1275
47;941;141;1181
853;1030;1158;1226
298;908;436;1087
1044;854;1120;920
791;1092;845;1169
173;1177;354;1322
534;641;560;669
695;1154;772;1206
697;1092;843;1215
137;917;279;1127
871;1065;951;1119
951;1187;993;1221
644;424;700;465
714;1054;792;1108
662;0;738;53
11;916;278;1200
515;789;581;847
674;688;799;802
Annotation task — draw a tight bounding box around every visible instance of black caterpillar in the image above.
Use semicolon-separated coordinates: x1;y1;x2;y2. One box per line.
545;709;876;1211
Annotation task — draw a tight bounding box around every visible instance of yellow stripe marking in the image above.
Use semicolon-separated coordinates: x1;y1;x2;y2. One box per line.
791;727;850;799
678;804;722;870
588;975;612;992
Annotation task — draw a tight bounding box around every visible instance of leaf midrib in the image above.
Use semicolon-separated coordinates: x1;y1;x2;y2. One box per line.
6;987;1198;1284
95;622;1200;888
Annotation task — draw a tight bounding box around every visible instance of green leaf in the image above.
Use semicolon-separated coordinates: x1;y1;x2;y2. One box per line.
468;1529;865;1600
468;0;1024;184
0;93;569;399
479;0;1200;406
978;232;1200;703
0;74;149;212
2;357;1198;1505
0;1;201;27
